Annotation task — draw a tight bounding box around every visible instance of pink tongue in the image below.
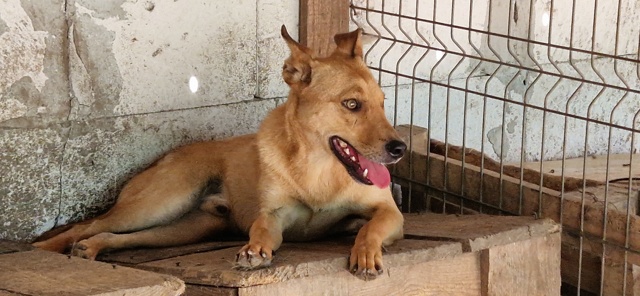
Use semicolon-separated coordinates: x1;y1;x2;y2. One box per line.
357;154;391;189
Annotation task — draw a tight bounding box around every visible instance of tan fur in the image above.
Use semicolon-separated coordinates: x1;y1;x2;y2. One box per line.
33;26;405;280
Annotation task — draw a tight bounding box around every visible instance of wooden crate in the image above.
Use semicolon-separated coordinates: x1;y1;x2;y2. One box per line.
1;214;559;295
394;124;640;295
88;214;559;295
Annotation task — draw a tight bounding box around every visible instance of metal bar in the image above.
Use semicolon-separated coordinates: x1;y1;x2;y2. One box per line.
364;34;640;96
604;0;629;294
478;0;502;214
350;5;640;64
461;0;482;214
406;0;431;213
572;1;587;293
368;66;640;134
443;0;467;215
428;0;448;213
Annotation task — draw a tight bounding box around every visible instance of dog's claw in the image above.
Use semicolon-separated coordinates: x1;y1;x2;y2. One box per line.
349;263;383;279
375;263;384;274
70;242;97;260
350;268;380;281
348;242;385;280
235;244;273;270
350;266;358;274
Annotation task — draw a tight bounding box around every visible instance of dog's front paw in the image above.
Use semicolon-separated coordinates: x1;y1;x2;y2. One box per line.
70;233;113;260
71;240;99;260
349;241;384;280
235;243;274;270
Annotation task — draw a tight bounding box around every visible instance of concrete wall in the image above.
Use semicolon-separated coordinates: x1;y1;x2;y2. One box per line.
0;0;297;241
352;0;640;163
3;0;639;241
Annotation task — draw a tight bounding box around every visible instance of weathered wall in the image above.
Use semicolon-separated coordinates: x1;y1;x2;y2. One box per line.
0;0;298;241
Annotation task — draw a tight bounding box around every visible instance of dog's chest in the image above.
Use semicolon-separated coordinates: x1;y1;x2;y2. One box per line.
282;201;359;241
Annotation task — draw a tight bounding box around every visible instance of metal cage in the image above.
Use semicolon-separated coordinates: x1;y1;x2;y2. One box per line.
350;0;640;294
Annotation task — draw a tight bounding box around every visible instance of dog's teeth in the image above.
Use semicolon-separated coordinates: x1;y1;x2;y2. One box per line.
363;169;368;177
344;148;350;155
339;141;348;148
350;156;356;162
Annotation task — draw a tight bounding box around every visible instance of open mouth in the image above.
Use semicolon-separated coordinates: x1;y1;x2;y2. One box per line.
329;136;391;189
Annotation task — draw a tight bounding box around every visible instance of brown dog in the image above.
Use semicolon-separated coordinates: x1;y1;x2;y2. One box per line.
33;25;406;279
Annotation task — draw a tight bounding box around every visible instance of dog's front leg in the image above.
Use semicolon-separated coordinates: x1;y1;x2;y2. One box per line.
350;202;404;280
235;210;285;269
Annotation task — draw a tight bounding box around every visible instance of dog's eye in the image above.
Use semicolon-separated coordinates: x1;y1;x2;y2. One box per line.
342;99;361;111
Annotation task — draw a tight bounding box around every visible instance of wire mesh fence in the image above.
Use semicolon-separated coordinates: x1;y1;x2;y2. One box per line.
350;0;640;294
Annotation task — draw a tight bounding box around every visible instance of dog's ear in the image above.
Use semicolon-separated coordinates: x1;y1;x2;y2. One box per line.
333;28;364;58
281;25;314;86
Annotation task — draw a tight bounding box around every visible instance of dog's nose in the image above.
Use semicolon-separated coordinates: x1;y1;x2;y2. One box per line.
385;140;407;159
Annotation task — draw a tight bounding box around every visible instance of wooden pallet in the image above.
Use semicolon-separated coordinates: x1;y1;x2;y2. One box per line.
1;214;560;295
394;124;640;295
0;240;185;296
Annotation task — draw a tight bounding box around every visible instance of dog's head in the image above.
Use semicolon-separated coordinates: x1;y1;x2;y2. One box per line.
280;26;406;189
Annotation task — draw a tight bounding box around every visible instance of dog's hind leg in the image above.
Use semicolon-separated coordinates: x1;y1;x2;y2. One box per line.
71;210;228;260
33;175;206;253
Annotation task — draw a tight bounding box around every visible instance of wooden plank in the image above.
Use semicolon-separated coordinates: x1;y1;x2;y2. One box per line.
99;240;244;264
516;153;640;184
239;252;481;296
395;124;638;224
602;259;638;296
481;233;562;296
0;240;33;255
561;238;602;295
139;238;463;287
594;246;638;296
0;250;184;296
562;231;640;267
299;0;350;57
185;285;238;296
564;232;606;294
561;230;640;295
398;127;640;295
560;188;640;252
396;124;605;193
395;125;640;293
395;124;430;152
393;132;640;252
635;265;640;296
403;214;560;252
567;183;638;214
